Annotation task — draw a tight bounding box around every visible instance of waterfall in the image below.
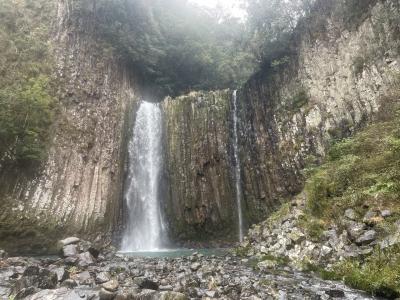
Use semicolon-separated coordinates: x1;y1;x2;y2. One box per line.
232;90;244;242
121;101;167;252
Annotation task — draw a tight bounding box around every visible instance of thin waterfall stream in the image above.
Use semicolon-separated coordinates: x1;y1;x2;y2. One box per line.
232;90;244;242
121;101;167;252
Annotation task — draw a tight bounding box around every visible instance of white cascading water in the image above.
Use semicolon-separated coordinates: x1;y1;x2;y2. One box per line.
121;101;167;252
232;90;244;242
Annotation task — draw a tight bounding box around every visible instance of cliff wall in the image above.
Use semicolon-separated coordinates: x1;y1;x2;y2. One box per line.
0;0;138;254
163;0;400;241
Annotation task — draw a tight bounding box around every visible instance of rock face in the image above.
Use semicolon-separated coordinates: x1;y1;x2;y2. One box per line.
163;0;400;240
0;0;138;254
163;91;237;241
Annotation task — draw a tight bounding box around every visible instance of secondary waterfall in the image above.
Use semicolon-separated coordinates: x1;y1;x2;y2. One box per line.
121;101;167;252
232;90;244;242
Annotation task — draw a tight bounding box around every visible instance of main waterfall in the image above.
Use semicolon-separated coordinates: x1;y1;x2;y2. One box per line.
232;90;244;242
121;101;167;252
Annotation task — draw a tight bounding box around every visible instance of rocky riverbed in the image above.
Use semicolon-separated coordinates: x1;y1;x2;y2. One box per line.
0;238;377;300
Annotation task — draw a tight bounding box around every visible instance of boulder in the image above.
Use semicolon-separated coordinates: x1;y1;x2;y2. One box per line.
61;279;78;288
363;211;383;225
356;230;377;245
77;251;95;267
62;244;78;258
102;279;119;292
381;209;392;218
58;237;80;247
73;271;93;285
64;256;79;265
25;288;85;300
53;267;68;282
190;262;201;272
13;268;58;296
135;277;159;290
344;209;357;221
99;288;117;300
96;272;112;284
131;289;157;300
159;291;188;300
346;222;366;240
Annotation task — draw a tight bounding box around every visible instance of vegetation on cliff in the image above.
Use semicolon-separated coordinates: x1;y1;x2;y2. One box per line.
0;0;56;166
300;77;400;297
73;0;256;97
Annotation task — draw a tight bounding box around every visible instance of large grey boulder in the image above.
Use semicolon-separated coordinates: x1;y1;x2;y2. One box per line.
62;244;78;258
58;237;80;247
346;222;367;240
77;251;95;267
356;230;377;245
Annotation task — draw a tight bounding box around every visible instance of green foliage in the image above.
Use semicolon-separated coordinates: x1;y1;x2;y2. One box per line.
298;216;325;241
74;0;257;96
247;0;313;60
304;110;400;223
0;0;55;165
291;88;309;110
328;245;400;298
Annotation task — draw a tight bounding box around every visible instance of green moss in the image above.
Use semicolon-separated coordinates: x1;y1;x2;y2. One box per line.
0;0;57;166
328;245;400;298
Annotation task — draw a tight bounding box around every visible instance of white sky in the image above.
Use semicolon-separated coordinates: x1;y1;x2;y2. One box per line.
188;0;247;20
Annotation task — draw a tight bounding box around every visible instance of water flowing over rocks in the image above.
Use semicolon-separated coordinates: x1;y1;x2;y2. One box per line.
0;238;375;300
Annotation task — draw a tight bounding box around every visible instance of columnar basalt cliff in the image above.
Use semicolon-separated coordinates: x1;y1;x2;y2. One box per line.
238;0;399;224
0;0;138;254
163;0;400;240
163;91;237;242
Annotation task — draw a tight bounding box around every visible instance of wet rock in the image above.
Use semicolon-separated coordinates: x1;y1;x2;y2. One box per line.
136;277;159;290
13;268;58;297
325;289;345;298
356;230;377;245
102;279;119;292
23;265;40;276
62;244;78;258
88;246;101;259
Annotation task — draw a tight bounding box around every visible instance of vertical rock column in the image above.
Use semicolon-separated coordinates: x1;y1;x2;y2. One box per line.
163;91;237;242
